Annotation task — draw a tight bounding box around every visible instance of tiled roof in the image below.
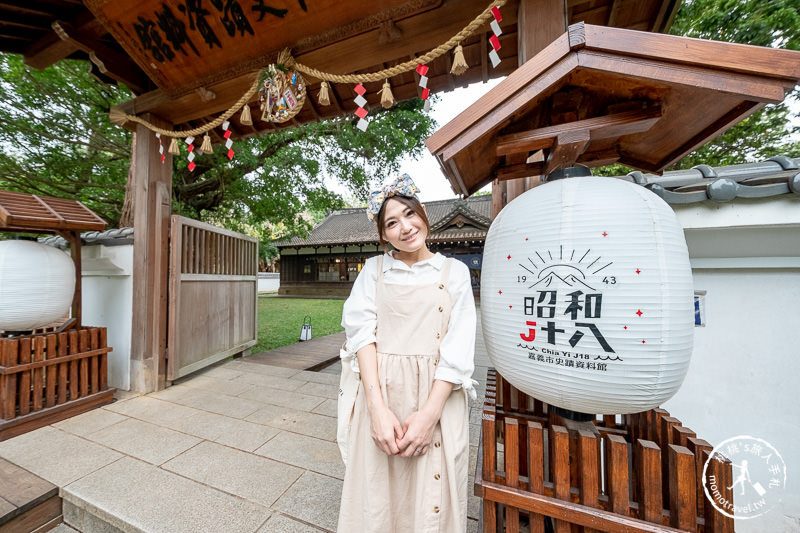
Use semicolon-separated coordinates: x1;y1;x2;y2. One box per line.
39;227;134;249
277;195;492;248
620;156;800;204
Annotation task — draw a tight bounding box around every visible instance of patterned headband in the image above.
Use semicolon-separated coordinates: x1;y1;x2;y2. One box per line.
366;174;421;221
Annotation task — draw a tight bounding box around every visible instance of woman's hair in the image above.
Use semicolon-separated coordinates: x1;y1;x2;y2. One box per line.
376;195;431;249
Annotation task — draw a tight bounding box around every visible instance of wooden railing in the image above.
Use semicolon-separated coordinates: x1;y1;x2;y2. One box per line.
0;327;114;441
477;368;735;532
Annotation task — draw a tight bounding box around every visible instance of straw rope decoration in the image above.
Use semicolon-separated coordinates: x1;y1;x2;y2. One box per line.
109;0;506;141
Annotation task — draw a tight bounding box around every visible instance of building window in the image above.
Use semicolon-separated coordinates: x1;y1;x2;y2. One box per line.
694;291;706;326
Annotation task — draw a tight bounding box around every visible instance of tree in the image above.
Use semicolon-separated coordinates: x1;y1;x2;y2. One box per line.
595;0;800;176
0;52;436;238
0;54;132;224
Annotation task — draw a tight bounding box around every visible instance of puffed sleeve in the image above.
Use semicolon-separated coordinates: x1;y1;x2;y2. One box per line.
340;255;380;370
434;260;478;399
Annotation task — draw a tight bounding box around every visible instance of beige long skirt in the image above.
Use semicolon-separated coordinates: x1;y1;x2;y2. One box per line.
337;352;469;532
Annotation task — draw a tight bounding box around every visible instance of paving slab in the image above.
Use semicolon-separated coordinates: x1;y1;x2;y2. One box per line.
63;456;271;533
226;360;301;378
162;441;303;507
257;513;326;532
0;426;122;487
52;407;129;437
255;431;344;480
299;381;338;400
290;370;339;386
311;399;337;418
238;385;326;412
83;418;202;466
271;471;342;532
165;387;265;419
246;404;337;441
176;374;256;396
233;371;308;392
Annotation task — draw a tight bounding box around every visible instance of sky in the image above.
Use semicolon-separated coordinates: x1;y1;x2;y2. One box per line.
396;78;504;202
324;77;504;204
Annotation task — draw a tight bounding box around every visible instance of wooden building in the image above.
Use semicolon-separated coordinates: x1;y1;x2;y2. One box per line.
277;195;491;297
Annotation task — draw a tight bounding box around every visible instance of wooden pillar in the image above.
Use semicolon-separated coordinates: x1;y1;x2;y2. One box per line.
491;0;567;218
130;117;172;393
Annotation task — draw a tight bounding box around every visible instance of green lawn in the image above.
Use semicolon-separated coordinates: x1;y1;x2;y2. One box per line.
254;297;345;354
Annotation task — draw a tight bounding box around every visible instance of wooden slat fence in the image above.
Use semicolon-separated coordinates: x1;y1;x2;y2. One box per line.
167;216;258;380
0;327;113;441
477;368;735;532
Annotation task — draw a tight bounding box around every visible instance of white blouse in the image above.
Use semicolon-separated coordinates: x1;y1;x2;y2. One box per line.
341;251;477;396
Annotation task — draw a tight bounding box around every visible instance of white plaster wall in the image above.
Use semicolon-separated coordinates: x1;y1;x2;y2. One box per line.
258;272;280;293
662;199;800;532
79;244;133;391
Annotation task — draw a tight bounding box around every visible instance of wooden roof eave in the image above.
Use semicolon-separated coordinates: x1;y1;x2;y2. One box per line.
426;22;800;195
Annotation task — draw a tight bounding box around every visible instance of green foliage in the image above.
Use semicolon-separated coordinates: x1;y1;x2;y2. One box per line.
0;52;435;239
594;0;800;176
254;297;344;353
0;54;133;224
664;0;800;167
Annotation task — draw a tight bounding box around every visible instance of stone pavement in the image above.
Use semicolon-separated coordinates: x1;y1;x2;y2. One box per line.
0;317;491;533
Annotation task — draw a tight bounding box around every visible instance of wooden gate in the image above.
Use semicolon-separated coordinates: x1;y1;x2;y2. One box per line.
167;216;258;380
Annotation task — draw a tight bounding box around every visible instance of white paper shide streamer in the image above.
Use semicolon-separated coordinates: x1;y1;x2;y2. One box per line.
0;240;75;331
481;177;694;414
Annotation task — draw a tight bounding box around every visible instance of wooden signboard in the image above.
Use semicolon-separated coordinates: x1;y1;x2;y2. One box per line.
84;0;441;95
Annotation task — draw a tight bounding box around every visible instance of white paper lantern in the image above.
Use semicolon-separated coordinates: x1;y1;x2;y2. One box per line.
481;177;693;414
0;240;75;331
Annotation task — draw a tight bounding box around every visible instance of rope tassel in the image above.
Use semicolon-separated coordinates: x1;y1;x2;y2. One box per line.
451;44;469;75
201;134;213;154
168;137;180;155
380;80;395;109
318;81;330;106
240;105;253;126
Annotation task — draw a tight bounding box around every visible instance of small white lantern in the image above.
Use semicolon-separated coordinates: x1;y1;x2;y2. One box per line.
0;240;75;331
481;177;693;414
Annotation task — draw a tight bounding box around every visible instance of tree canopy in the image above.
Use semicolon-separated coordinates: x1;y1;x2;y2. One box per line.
0;52;435;240
596;0;800;175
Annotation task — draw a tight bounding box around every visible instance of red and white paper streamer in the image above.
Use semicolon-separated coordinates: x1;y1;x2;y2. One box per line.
185;136;196;171
353;83;369;131
156;133;165;164
416;64;432;112
489;6;502;68
222;120;234;160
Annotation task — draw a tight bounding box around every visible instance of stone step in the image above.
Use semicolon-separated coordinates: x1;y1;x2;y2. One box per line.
0;458;62;533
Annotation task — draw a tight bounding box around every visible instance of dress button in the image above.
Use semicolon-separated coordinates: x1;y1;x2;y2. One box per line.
434;473;440;480
434;441;441;448
433;506;440;514
438;306;443;312
438;283;444;289
435;332;440;339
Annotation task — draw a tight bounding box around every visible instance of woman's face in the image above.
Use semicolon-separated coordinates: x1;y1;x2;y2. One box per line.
381;198;428;254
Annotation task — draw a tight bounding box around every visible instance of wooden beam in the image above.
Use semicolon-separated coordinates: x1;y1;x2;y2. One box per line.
24;11;102;69
495;106;663;156
496;161;546;182
544;129;590;175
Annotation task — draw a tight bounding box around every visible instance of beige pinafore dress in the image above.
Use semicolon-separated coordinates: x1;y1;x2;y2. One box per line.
338;256;470;532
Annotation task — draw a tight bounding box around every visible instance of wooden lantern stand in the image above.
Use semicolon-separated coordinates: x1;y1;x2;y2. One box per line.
0;190;115;441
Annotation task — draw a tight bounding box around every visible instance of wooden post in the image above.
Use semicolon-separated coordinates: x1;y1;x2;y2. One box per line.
491;0;567;218
130;118;173;392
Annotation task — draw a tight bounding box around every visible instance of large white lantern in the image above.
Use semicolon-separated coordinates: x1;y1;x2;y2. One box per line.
0;240;75;331
481;177;693;414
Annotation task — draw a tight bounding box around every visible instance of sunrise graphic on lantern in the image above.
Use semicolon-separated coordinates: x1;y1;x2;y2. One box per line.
481;177;694;415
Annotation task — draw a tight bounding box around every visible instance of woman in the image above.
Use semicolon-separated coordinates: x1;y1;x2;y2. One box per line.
337;174;477;532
